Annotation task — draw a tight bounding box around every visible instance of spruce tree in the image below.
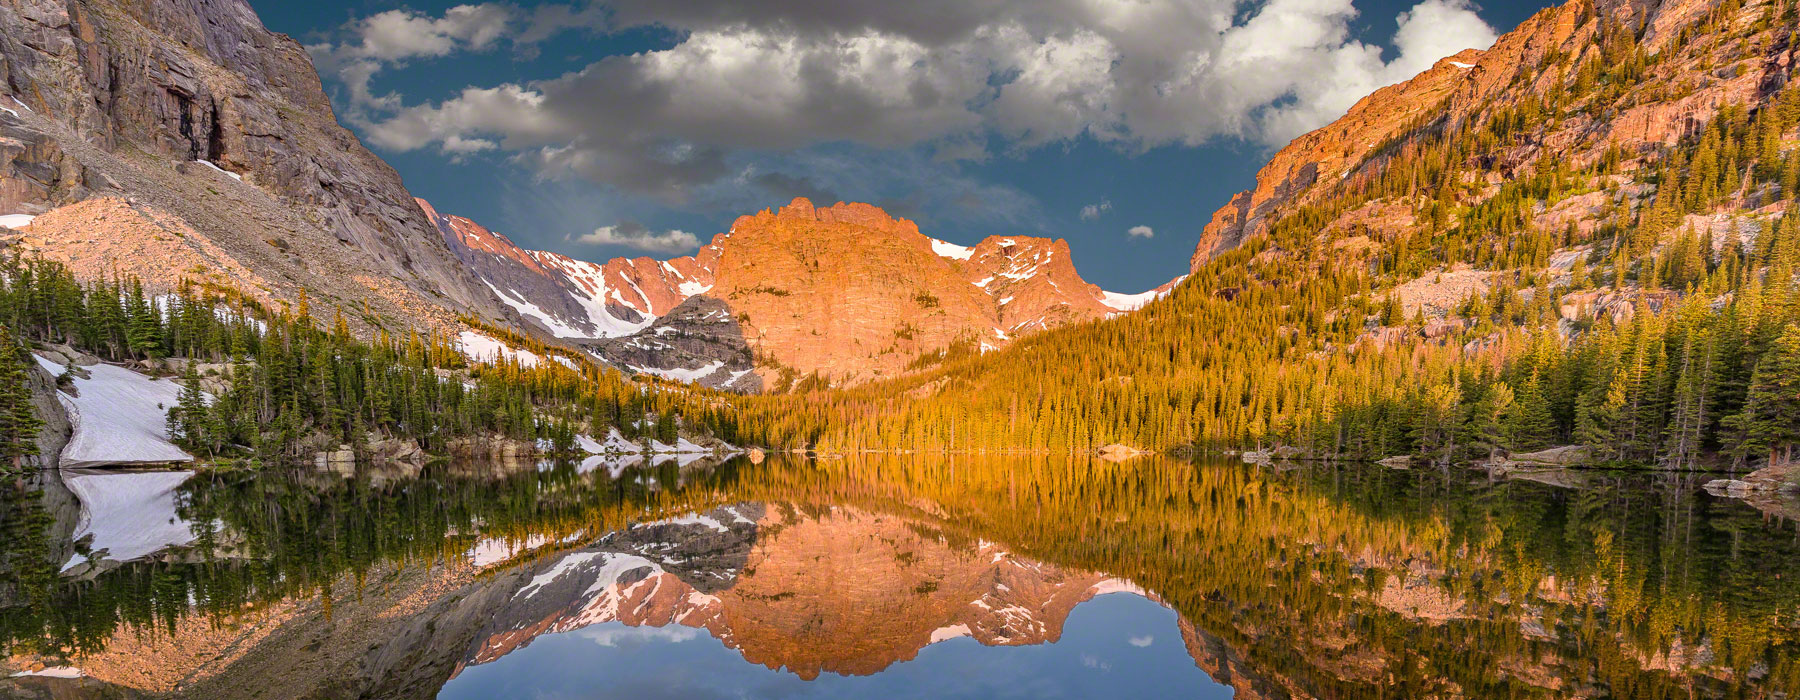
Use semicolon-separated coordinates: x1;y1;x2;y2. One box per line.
1505;370;1556;452
169;362;210;457
0;325;43;472
1733;324;1800;467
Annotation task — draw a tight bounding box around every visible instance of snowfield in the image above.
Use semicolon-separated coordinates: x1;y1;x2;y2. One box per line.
9;667;83;679
1099;276;1186;312
457;330;577;370
36;356;196;468
930;238;975;260
193;159;242;181
485;282;591;339
627;361;725;384
61;470;199;572
0;213;36;229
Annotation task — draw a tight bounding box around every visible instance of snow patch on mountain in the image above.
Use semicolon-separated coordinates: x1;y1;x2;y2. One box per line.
629;360;726;384
644;513;729;533
10;667;83;679
469;534;556;568
1100;276;1186;312
0;213;36;229
458;331;577;370
531;255;658;338
193;159;242;182
930;238;975;260
929;624;973;644
486;282;589;338
1087;578;1149;597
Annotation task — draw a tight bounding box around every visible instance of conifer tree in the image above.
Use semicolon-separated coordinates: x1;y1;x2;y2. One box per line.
0;325;43;472
1730;324;1800;467
169;362;211;456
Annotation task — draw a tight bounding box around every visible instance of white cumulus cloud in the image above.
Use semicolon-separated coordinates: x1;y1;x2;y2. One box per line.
575;223;702;253
1127;225;1154;239
312;0;1500;204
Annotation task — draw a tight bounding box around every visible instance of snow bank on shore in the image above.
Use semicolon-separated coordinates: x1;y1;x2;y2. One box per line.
35;356;195;468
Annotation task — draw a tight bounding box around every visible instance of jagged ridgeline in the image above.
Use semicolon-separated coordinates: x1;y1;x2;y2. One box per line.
0;255;732;467
720;0;1800;466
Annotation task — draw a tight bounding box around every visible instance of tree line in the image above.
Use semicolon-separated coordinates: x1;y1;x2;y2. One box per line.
0;256;716;470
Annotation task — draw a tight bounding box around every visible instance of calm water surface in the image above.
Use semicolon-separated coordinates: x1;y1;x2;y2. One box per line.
1;455;1797;699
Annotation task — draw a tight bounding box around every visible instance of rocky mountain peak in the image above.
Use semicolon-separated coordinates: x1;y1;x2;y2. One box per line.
433;196;1177;391
731;197;924;241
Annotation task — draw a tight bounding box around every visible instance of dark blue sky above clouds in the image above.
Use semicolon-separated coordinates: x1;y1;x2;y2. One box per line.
258;0;1557;292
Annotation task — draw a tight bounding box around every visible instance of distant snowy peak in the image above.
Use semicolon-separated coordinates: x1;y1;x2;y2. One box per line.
962;236;1112;335
421;198;724;340
941;234;1179;320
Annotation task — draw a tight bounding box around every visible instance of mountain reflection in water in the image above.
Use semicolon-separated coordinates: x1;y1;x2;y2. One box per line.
0;455;1797;699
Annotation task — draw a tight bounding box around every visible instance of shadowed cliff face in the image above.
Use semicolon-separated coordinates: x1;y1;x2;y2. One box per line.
427;197;1175;390
0;0;510;333
586;296;762;393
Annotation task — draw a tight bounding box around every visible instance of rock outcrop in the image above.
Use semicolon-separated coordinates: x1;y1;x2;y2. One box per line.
23;351;69;470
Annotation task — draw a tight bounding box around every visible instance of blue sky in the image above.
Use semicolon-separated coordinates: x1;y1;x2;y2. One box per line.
259;0;1556;292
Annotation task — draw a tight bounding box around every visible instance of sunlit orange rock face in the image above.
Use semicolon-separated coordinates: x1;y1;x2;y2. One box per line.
706;200;1000;386
1193;0;1764;272
433;197;1169;389
464;504;1146;681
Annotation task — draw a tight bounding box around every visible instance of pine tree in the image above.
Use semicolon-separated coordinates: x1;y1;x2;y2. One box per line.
1662;329;1715;470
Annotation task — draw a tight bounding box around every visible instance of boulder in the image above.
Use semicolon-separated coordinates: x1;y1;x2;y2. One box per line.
1097;444;1146;462
314;445;355;469
367;435;424;463
1505;445;1593;468
1702;479;1759;498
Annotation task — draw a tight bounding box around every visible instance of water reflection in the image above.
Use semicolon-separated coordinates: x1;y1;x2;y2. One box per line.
444;593;1228;700
0;455;1796;699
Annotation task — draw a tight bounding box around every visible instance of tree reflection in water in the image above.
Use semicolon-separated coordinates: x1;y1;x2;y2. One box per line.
0;455;1795;699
